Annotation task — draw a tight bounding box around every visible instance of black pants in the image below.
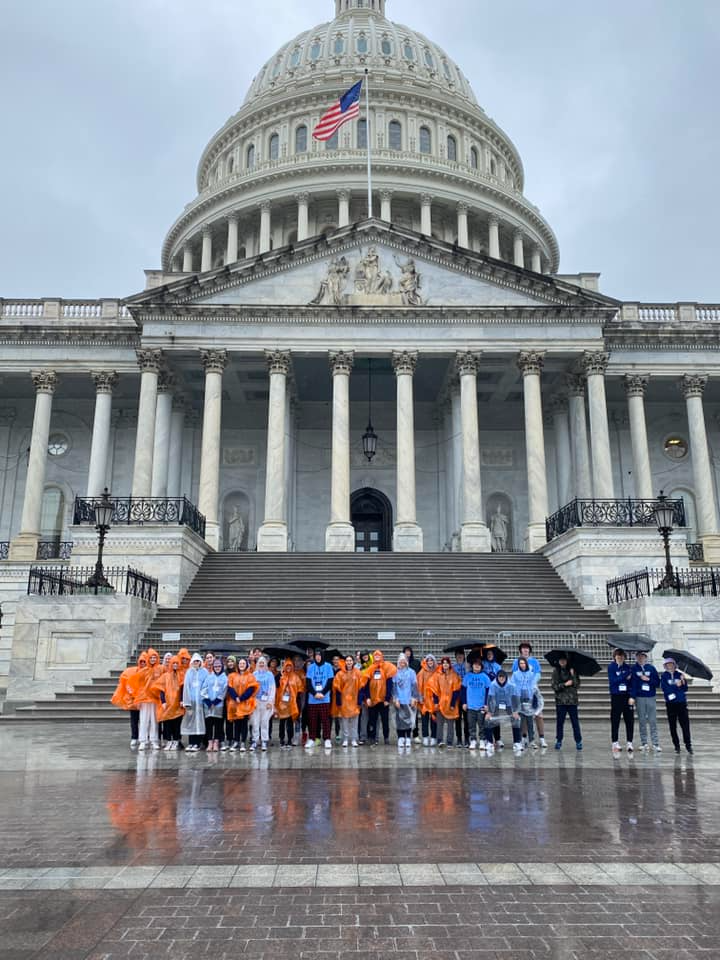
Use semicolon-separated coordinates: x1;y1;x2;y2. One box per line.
421;713;437;739
279;718;294;744
368;703;390;742
232;717;249;743
666;701;692;750
454;713;469;745
163;716;182;741
206;716;224;740
129;709;139;740
485;723;520;744
610;694;634;743
555;704;582;744
189;734;203;747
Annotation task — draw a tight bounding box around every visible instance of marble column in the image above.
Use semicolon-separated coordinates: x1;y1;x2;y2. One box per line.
226;215;239;264
326;351;355;551
182;245;193;272
518;351;549;551
392;350;423;551
9;371;58;560
131;349;163;498
549;395;572;508
680;375;720;556
456;352;491;551
337;189;350;228
457;202;469;249
285;396;298;549
513;230;525;268
296;193;309;242
201;228;213;272
488;216;500;259
566;374;592;499
259;201;272;254
0;409;17;542
258;350;291;551
532;247;542;273
380;190;392;222
582;352;614;499
86;371;118;497
197;350;227;550
420;194;432;236
167;396;185;498
450;385;463;549
624;374;653;501
151;372;175;497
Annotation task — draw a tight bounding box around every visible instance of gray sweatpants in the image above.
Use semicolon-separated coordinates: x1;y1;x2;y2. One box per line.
635;696;659;746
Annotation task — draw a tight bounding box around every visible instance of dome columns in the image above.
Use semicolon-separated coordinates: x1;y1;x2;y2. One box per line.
457;202;469;249
201;228;213;272
420;194;432;236
337;189;351;229
488;217;500;259
296;193;310;242
226;215;239;264
513;230;525;269
531;246;542;273
380;190;393;222
259;201;272;254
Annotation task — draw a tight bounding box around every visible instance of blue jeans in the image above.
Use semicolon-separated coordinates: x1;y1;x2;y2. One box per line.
556;704;582;744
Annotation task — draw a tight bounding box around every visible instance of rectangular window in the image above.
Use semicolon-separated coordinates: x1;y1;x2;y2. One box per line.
357;118;367;149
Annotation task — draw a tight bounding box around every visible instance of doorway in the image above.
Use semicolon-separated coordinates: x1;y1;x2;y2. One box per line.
351;488;393;552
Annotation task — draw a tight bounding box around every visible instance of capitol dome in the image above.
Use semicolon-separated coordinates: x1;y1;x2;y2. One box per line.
161;0;559;277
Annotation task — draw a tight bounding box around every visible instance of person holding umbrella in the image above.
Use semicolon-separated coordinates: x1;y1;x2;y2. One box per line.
660;656;693;754
631;652;661;752
608;648;635;755
551;653;582;751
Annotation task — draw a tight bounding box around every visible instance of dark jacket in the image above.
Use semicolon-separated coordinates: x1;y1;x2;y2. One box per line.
552;665;580;706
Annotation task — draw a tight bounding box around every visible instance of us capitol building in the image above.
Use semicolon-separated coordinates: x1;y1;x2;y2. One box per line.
2;0;720;704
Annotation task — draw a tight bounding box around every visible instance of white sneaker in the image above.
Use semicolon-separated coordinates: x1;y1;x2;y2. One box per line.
414;736;422;744
422;737;429;747
304;740;313;750
479;742;487;752
612;742;621;754
138;742;148;751
513;743;523;754
539;738;548;749
261;742;268;752
627;743;634;754
640;744;648;752
397;736;405;748
152;741;160;750
486;743;494;756
130;739;139;748
351;740;359;748
249;742;257;752
531;741;539;751
430;738;437;746
342;739;349;748
469;739;477;750
162;742;171;751
239;743;246;753
324;739;332;749
654;744;663;752
220;742;229;751
229;743;237;752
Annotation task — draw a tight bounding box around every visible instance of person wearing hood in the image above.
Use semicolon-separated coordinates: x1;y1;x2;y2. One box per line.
177;648;192;685
661;656;693;754
251;656;276;751
181;653;209;751
403;646;422;740
484;670;522;755
452;651;470;747
226;657;259;751
392;653;419;749
305;649;336;749
429;657;462;748
462;657;491;750
275;659;304;748
332;655;366;747
512;657;539;750
111;652;145;747
608;648;635;755
417;654;440;746
511;643;547;748
202;658;229;751
481;646;502;680
221;655;238;750
130;648;163;751
152;655;184;750
364;650;397;746
551;654;582;751
357;651;372;743
631;651;661;752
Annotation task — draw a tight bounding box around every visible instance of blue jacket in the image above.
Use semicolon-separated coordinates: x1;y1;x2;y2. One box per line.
661;670;688;704
631;663;660;698
253;669;276;704
392;667;419;705
462;671;490;710
482;659;502;679
511;656;542;678
452;661;467;680
486;679;519;715
306;661;335;705
608;662;634;696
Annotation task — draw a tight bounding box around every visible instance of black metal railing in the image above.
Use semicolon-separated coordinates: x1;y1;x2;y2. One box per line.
27;565;158;602
73;496;206;538
687;542;705;562
607;566;720;604
0;542;8;560
36;540;73;561
546;498;686;542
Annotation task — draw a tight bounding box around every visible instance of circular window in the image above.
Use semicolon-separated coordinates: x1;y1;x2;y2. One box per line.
664;436;688;461
48;433;69;457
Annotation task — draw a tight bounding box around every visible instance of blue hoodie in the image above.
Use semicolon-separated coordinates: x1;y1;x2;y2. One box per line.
306;658;335;705
661;669;688;704
462;670;490;710
608;661;634;696
631;661;660;698
511;655;542;678
253;667;276;704
511;668;538;711
486;673;519;716
482;658;502;679
201;669;229;718
392;666;419;705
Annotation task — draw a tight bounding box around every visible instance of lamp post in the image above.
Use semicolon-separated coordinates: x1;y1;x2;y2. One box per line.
86;488;114;592
653;490;678;592
362;358;378;462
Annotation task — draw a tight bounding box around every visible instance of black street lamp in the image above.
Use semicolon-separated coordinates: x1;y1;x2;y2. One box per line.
86;488;114;591
653;490;679;592
362;358;378;462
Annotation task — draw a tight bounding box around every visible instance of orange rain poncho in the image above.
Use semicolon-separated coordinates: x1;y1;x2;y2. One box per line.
128;648;163;707
416;656;440;716
177;648;192;685
152;656;185;722
427;662;462;720
226;668;260;721
332;661;366;718
364;650;397;706
274;660;304;721
110;652;147;711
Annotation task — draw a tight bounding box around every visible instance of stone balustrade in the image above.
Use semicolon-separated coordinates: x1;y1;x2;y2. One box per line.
0;299;131;321
620;303;720;324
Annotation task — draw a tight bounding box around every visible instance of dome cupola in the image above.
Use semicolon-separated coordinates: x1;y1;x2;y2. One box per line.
334;0;386;16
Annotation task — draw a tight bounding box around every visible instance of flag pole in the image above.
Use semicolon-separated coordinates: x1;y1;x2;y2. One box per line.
365;68;373;219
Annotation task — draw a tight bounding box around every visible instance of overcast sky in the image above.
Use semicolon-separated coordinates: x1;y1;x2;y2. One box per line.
1;0;718;302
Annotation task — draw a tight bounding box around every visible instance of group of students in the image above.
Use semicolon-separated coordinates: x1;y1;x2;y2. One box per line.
110;641;695;756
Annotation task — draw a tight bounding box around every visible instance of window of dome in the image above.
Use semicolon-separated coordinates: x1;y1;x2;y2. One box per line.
295;125;308;154
424;49;434;70
333;35;345;55
48;434;69;457
470;146;479;169
447;135;457;162
490;155;497;176
228;155;235;174
419;126;432;155
326;130;339;150
290;47;301;68
388;120;402;150
442;60;452;81
247;144;255;169
664;436;689;461
272;58;282;78
310;39;322;60
269;133;279;161
357;34;368;54
403;42;415;61
357;118;367;149
381;37;392;56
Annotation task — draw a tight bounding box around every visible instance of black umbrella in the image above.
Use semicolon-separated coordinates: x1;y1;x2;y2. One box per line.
467;644;507;666
662;649;713;681
262;643;308;660
291;635;330;651
443;639;490;654
606;633;655;654
545;647;601;677
323;648;345;661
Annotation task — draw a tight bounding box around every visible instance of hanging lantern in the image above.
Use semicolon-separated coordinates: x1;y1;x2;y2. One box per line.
362;358;378;461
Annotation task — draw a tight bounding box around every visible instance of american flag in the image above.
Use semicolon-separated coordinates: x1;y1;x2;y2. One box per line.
312;80;363;142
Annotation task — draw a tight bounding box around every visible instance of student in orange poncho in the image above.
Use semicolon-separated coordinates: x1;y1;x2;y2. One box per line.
274;659;304;749
129;648;164;750
152;656;184;750
364;650;397;746
333;655;366;747
429;656;462;748
177;648;192;685
110;652;147;748
416;654;440;746
226;657;260;752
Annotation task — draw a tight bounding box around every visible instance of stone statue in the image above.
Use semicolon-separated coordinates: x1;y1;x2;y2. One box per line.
227;506;246;552
310;256;350;305
490;504;509;552
395;256;423;305
354;246;390;294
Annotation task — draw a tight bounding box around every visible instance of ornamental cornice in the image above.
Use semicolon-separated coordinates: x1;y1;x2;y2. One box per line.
200;348;228;375
623;374;649;398
517;350;544;376
680;374;707;399
91;370;119;394
265;349;291;375
455;350;481;376
329;350;354;375
392;350;418;375
31;370;58;394
0;328;139;347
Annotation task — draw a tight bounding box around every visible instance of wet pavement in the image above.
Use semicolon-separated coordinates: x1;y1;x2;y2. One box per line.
0;721;718;958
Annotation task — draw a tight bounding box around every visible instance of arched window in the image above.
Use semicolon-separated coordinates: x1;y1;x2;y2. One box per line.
447;135;457;161
295;125;308;154
388;120;402;150
424;49;434;69
357;118;368;149
269;133;279;161
290;47;301;68
357;33;368;54
247;144;255;169
381;36;392;56
403;41;415;61
326;130;339;150
419;126;432;154
470;146;479;169
333;35;345;55
310;39;322;60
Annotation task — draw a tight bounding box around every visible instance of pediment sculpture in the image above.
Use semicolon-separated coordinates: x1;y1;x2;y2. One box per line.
310;247;424;306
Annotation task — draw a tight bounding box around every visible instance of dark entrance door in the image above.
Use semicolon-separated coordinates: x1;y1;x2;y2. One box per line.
351;488;393;552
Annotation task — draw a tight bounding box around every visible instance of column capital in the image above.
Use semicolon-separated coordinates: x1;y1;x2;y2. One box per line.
420;193;432;207
565;373;586;397
201;225;212;239
172;394;186;412
488;215;499;227
379;189;393;201
392;350;418;376
455;350;481;377
91;370;118;395
201;349;228;375
266;349;291;376
336;188;350;202
259;199;272;212
680;373;707;399
329;350;354;375
513;228;524;241
226;212;239;225
457;201;469;215
624;374;649;398
581;351;609;376
295;192;310;205
157;371;177;393
31;370;58;394
517;350;545;377
548;394;568;415
136;348;163;373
